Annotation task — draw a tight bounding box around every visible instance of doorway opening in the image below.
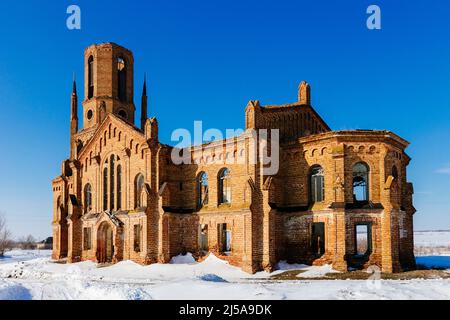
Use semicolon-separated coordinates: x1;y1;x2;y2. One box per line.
311;222;325;257
97;222;114;263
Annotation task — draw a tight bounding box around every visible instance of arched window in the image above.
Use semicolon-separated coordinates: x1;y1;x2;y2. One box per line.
353;162;369;202
103;166;108;211
117;57;126;102
84;184;92;213
117;164;122;210
88;56;94;99
118;109;127;119
56;196;61;219
135;173;145;208
110;155;115;210
218;168;231;204
392;165;398;180
310;165;325;203
197;172;209;208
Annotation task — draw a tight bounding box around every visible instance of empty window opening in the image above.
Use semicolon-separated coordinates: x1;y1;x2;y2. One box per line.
392;165;398;180
103;166;108;211
135;174;144;208
310;165;325;203
117;57;126;102
197;172;209;208
84;183;92;213
117;165;122;210
355;224;372;256
134;224;141;252
199;224;209;252
353;162;369;202
218;223;231;254
110;155;115;210
218;168;231;205
83;227;92;250
88;56;94;99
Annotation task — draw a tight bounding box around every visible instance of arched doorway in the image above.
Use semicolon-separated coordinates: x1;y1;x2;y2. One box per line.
97;222;114;263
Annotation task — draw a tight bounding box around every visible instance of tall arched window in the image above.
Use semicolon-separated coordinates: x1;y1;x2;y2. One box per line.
117;57;126;102
197;172;209;208
103;166;108;211
135;174;144;208
218;168;231;204
117;164;122;210
310;165;324;203
101;155;121;212
392;165;398;180
110;155;115;210
56;196;61;219
84;183;92;213
88;56;94;99
353;162;369;202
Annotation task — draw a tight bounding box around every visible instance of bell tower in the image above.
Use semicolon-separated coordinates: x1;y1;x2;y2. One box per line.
82;43;135;129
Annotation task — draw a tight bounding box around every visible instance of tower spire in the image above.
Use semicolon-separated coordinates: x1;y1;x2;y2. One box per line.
71;75;78;120
70;75;78;159
143;72;147;96
141;73;148;130
72;72;77;95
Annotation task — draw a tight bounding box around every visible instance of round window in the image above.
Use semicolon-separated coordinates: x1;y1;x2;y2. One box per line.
118;110;127;119
87;110;93;120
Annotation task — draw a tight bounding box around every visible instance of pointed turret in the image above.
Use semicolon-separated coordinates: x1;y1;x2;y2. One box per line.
70;76;78;159
72;75;77;95
141;74;148;130
298;81;311;105
71;76;78;121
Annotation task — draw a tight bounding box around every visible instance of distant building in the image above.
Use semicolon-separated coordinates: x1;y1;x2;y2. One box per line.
36;237;53;250
52;42;416;273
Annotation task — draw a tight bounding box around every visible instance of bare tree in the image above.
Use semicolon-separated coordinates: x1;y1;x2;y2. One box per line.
18;234;37;250
0;214;13;257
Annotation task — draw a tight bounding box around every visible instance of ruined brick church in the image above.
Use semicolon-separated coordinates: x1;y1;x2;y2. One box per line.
52;42;416;273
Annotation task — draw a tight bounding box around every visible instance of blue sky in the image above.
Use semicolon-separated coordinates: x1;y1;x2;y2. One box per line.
0;0;449;239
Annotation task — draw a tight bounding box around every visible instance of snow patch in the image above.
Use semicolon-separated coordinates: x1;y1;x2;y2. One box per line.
275;260;308;271
0;281;32;300
198;274;228;283
297;264;340;278
170;253;196;264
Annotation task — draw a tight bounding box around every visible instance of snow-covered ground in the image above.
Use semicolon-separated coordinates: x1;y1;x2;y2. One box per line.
1;248;450;300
